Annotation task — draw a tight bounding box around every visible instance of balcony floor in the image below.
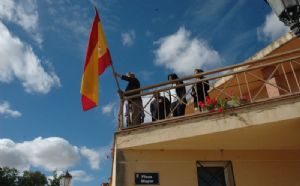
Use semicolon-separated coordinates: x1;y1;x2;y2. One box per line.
116;95;300;150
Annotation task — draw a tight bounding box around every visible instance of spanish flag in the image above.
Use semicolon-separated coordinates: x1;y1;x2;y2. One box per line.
81;9;112;111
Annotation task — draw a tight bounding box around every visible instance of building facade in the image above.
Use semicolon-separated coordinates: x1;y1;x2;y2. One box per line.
109;32;300;186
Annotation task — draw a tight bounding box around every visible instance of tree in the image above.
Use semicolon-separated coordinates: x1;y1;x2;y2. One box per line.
48;170;62;186
0;167;49;186
18;170;47;186
0;167;18;186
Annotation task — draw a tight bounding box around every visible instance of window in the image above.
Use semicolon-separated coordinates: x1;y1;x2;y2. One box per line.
196;161;235;186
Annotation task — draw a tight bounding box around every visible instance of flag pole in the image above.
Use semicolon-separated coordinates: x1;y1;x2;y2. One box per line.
110;59;122;92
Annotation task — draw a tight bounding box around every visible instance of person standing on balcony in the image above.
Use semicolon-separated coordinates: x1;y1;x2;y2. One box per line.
115;72;144;126
150;92;171;121
167;73;187;116
191;69;210;111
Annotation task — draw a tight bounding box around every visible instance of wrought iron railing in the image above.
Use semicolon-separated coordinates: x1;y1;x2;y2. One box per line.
118;49;300;130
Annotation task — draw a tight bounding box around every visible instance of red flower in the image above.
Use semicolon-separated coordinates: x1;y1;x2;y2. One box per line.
212;98;217;105
198;101;205;108
218;107;223;112
206;96;211;104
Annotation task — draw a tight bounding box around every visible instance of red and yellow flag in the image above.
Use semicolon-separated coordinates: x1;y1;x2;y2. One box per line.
81;9;112;111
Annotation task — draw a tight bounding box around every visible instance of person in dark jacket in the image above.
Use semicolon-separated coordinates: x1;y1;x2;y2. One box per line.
191;69;210;110
115;72;144;126
150;92;171;121
167;73;187;117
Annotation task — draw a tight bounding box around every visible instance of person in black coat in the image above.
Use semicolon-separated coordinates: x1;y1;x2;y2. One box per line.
167;73;187;117
150;92;171;121
191;69;210;110
115;72;144;126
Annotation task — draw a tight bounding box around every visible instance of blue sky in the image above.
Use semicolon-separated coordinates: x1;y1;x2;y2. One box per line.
0;0;289;185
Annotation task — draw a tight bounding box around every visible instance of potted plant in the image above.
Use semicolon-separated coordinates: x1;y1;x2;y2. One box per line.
199;96;218;112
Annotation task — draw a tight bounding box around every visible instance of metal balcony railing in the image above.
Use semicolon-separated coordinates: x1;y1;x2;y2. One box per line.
118;49;300;130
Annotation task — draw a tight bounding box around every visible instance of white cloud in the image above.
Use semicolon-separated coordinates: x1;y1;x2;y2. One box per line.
0;0;14;21
46;170;63;182
0;139;29;170
257;12;289;42
0;101;22;118
0;0;42;44
139;70;154;81
121;30;135;46
47;170;93;183
101;102;117;115
154;27;222;76
80;147;100;170
0;137;80;171
44;1;89;35
0;21;60;94
102;100;120;126
70;170;93;182
44;0;91;50
0;137;111;175
80;146;110;170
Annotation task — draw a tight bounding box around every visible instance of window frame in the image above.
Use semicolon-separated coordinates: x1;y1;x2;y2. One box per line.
196;161;235;186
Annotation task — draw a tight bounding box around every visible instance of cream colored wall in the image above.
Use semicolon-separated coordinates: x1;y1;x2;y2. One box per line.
234;161;300;186
116;149;300;186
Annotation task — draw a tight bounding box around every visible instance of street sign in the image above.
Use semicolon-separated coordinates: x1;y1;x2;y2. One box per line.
135;173;159;185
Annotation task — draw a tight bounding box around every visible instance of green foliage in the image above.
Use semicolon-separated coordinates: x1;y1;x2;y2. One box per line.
0;167;61;186
217;98;227;109
231;95;240;105
48;171;62;186
0;167;18;186
18;170;47;186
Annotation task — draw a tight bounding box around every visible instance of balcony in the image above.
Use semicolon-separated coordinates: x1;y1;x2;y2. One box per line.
113;33;300;150
111;34;300;186
117;48;300;129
